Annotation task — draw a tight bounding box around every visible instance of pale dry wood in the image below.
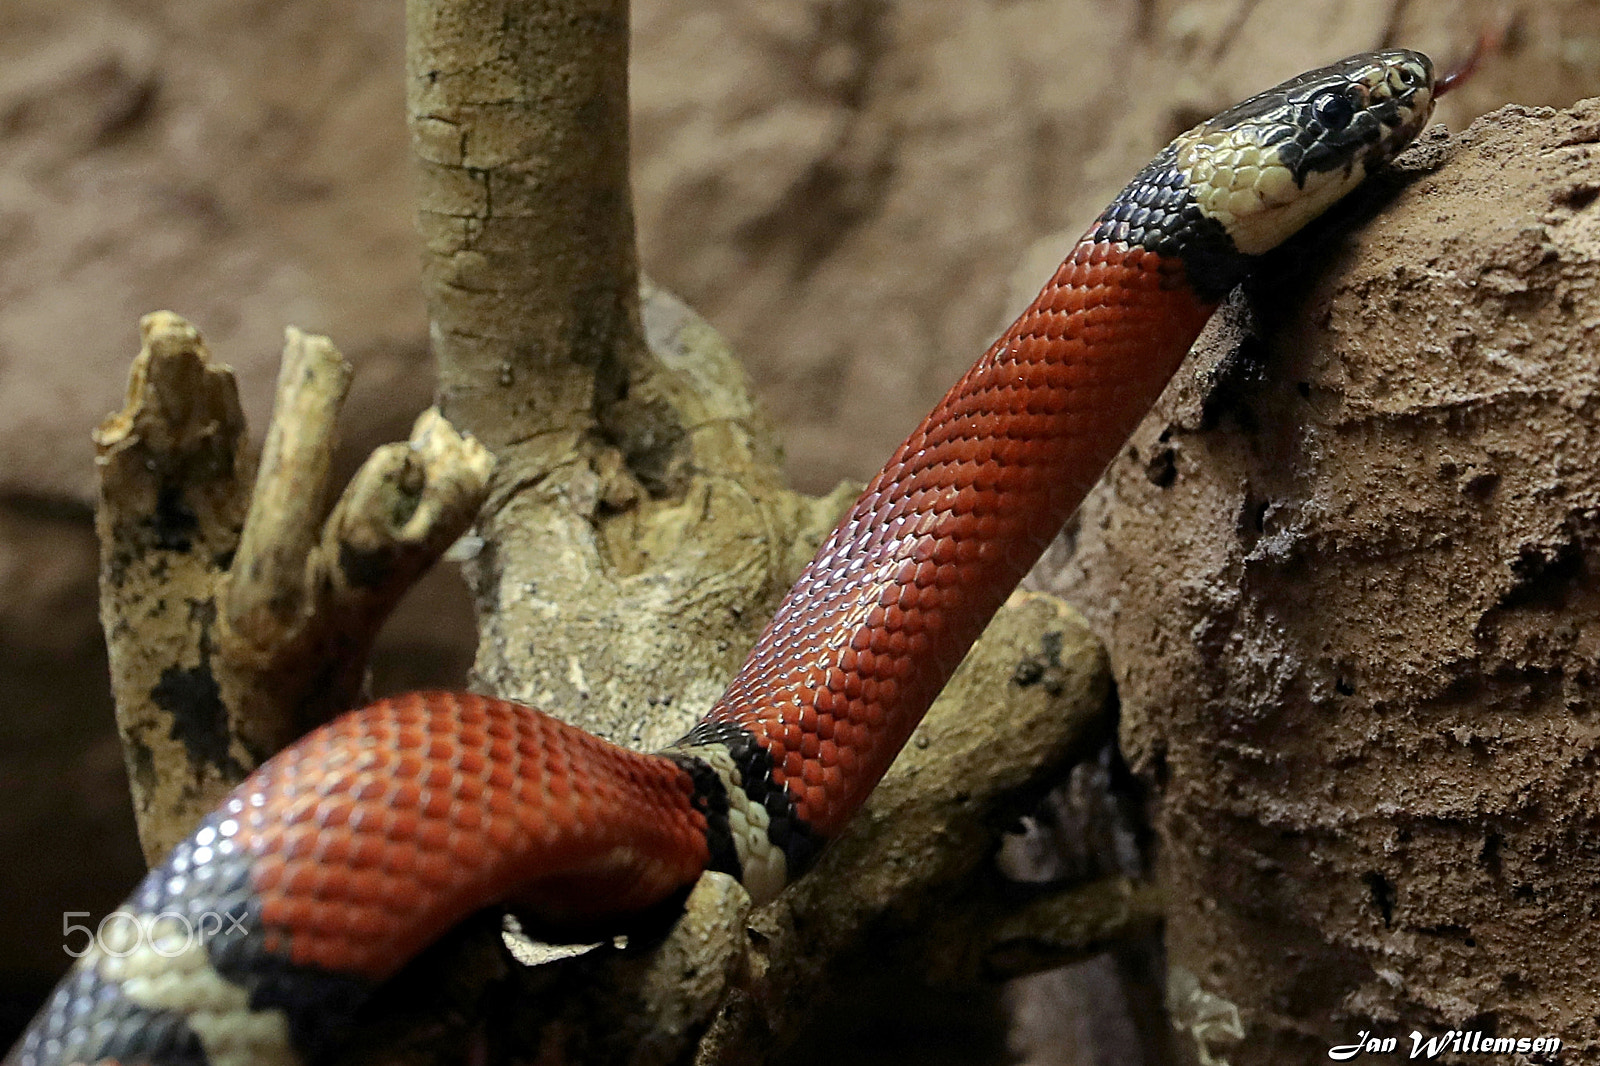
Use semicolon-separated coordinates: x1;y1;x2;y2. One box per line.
95;312;254;865
225;327;352;661
95;314;492;863
342;0;1164;1060
302;408;497;707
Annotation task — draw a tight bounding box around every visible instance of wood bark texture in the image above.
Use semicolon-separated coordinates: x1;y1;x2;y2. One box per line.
96;314;491;862
397;1;1138;1062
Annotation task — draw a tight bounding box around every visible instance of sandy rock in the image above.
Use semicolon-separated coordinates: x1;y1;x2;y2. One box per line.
1054;99;1600;1063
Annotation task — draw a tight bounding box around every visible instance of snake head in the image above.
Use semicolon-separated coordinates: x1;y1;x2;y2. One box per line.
1175;49;1437;255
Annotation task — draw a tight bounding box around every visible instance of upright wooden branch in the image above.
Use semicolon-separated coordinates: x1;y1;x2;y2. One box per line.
409;0;642;454
96;313;492;863
396;3;1156;1063
226;328;352;658
407;0;831;783
96;314;253;863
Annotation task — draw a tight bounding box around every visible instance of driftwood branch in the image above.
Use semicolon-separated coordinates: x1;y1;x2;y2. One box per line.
95;313;492;863
225;327;352;661
393;0;1156;1061
338;591;1141;1066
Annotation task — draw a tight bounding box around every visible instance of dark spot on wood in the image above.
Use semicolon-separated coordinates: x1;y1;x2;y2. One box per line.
129;735;157;795
152;484;199;552
339;541;393;589
1012;660;1045;686
1144;446;1178;488
1011;630;1067;696
151;655;243;778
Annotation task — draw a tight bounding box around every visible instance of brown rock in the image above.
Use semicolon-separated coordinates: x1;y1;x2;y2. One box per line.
1054;101;1600;1062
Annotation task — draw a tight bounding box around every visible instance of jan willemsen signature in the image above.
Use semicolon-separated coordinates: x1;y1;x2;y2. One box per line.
1329;1028;1562;1060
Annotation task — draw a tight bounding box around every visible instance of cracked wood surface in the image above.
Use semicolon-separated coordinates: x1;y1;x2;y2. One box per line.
396;2;1135;1062
96;313;491;863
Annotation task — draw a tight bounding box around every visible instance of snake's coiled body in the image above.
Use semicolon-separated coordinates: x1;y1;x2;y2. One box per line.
9;50;1437;1066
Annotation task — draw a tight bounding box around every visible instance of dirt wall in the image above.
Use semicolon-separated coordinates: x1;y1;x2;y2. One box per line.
1054;101;1600;1062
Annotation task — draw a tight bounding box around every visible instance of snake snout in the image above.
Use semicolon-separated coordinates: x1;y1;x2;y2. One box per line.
1170;47;1438;255
1359;49;1437;168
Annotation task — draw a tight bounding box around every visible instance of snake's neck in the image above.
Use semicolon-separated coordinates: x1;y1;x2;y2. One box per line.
679;221;1230;885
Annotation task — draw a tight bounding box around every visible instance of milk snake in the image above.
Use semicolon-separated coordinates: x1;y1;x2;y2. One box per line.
9;48;1440;1066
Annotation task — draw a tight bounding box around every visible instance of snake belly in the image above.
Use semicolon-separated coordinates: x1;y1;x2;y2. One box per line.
8;49;1437;1066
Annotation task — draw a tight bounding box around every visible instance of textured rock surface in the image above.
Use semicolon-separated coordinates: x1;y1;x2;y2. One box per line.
1054;101;1600;1063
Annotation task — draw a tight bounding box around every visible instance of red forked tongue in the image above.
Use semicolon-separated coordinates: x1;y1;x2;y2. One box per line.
1435;24;1505;98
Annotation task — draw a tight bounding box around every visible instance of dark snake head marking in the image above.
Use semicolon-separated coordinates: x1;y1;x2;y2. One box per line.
1174;49;1437;256
1094;50;1437;301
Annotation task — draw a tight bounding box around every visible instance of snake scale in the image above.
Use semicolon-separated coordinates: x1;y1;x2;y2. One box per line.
9;47;1440;1066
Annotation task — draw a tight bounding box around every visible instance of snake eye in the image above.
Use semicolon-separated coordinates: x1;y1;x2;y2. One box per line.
1312;89;1356;131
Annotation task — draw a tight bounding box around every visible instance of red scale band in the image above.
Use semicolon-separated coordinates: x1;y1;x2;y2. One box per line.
703;241;1217;835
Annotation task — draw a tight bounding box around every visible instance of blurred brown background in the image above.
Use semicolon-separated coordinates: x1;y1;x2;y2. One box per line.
1;0;1595;1060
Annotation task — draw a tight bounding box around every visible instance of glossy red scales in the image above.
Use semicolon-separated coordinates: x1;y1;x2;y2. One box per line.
700;241;1216;835
6;49;1440;1066
236;692;707;976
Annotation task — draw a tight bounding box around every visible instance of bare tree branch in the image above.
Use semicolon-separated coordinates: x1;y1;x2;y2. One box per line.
225;327;352;662
95;313;491;862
